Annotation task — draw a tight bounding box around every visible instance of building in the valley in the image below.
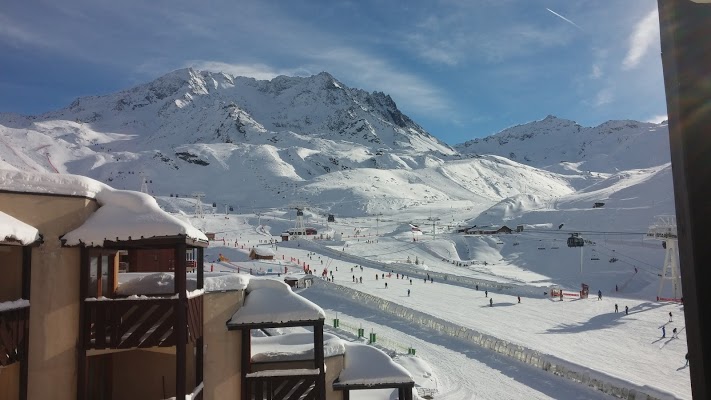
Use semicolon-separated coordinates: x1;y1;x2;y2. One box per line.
0;170;414;400
249;247;276;260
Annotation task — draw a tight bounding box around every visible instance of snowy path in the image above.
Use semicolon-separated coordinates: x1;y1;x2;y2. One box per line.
318;268;690;399
302;287;611;400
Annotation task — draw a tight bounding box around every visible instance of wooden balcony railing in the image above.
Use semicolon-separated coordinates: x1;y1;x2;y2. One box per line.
84;295;203;350
246;370;321;400
0;305;29;367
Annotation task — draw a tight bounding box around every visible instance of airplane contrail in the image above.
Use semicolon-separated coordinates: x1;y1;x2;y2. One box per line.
546;8;583;30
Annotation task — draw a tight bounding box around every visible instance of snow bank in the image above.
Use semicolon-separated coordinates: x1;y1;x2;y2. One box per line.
116;272;249;295
227;279;325;326
0;211;39;245
0;299;29;312
337;343;413;385
0;169;206;245
251;332;346;362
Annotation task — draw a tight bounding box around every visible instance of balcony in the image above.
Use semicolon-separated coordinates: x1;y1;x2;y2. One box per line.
0;304;29;367
83;294;203;350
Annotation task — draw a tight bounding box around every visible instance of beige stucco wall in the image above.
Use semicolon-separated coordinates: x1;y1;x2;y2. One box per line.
0;362;20;400
203;290;244;400
0;192;98;400
110;346;195;400
0;245;22;302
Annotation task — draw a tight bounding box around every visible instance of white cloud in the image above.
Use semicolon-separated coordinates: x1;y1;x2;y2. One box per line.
185;61;311;81
0;13;49;47
591;64;602;79
646;114;667;124
622;8;660;70
594;88;614;107
183;51;451;117
310;47;450;114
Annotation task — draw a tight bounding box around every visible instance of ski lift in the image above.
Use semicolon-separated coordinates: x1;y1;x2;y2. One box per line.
229;206;234;212
212;202;217;208
567;233;584;247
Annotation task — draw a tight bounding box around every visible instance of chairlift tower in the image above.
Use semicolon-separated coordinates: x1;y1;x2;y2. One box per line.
139;172;149;193
192;192;206;219
427;216;440;240
289;204;307;239
645;215;681;300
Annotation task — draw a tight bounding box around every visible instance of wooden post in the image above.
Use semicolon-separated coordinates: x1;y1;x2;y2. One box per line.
314;319;326;400
175;243;187;400
241;328;251;400
196;246;204;388
19;246;31;400
77;246;89;400
658;1;711;398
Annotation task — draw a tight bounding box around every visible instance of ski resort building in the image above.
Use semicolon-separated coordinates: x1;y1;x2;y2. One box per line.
249;247;276;260
0;170;413;400
463;225;513;235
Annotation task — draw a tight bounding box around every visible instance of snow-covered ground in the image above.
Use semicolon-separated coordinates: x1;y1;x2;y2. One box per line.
182;183;687;400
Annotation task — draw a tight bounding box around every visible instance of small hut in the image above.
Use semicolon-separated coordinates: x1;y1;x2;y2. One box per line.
249;247;276;260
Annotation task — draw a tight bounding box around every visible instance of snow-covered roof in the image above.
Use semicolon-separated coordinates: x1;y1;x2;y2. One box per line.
227;279;325;327
251;332;346;363
0;169;105;198
336;343;413;386
251;247;276;257
0;211;40;245
116;272;249;295
1;169;207;246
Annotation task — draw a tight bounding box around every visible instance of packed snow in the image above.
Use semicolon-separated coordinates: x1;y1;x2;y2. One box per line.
228;279;325;326
251;332;346;362
0;211;39;245
115;272;249;295
337;343;413;385
0;299;30;311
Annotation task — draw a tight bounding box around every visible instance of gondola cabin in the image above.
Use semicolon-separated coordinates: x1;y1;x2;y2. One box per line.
567;234;585;247
328;214;335;222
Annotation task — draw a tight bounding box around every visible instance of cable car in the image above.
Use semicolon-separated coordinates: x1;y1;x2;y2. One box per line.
567;234;584;247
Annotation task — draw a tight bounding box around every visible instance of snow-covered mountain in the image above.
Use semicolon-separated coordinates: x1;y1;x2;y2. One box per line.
455;115;670;173
0;70;674;221
23;68;453;154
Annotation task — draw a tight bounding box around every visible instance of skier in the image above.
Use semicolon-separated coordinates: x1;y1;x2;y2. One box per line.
382;273;385;279
376;274;379;281
407;289;410;297
661;325;666;338
614;304;618;313
385;282;388;289
673;327;678;338
625;305;629;315
410;279;412;285
685;353;689;367
352;275;355;283
359;276;362;283
634;267;638;273
489;298;493;307
517;296;521;304
615;284;618;292
598;290;602;300
476;284;479;291
485;290;488;298
669;312;673;322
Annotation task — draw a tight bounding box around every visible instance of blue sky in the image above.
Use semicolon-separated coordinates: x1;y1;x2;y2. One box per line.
0;0;667;144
